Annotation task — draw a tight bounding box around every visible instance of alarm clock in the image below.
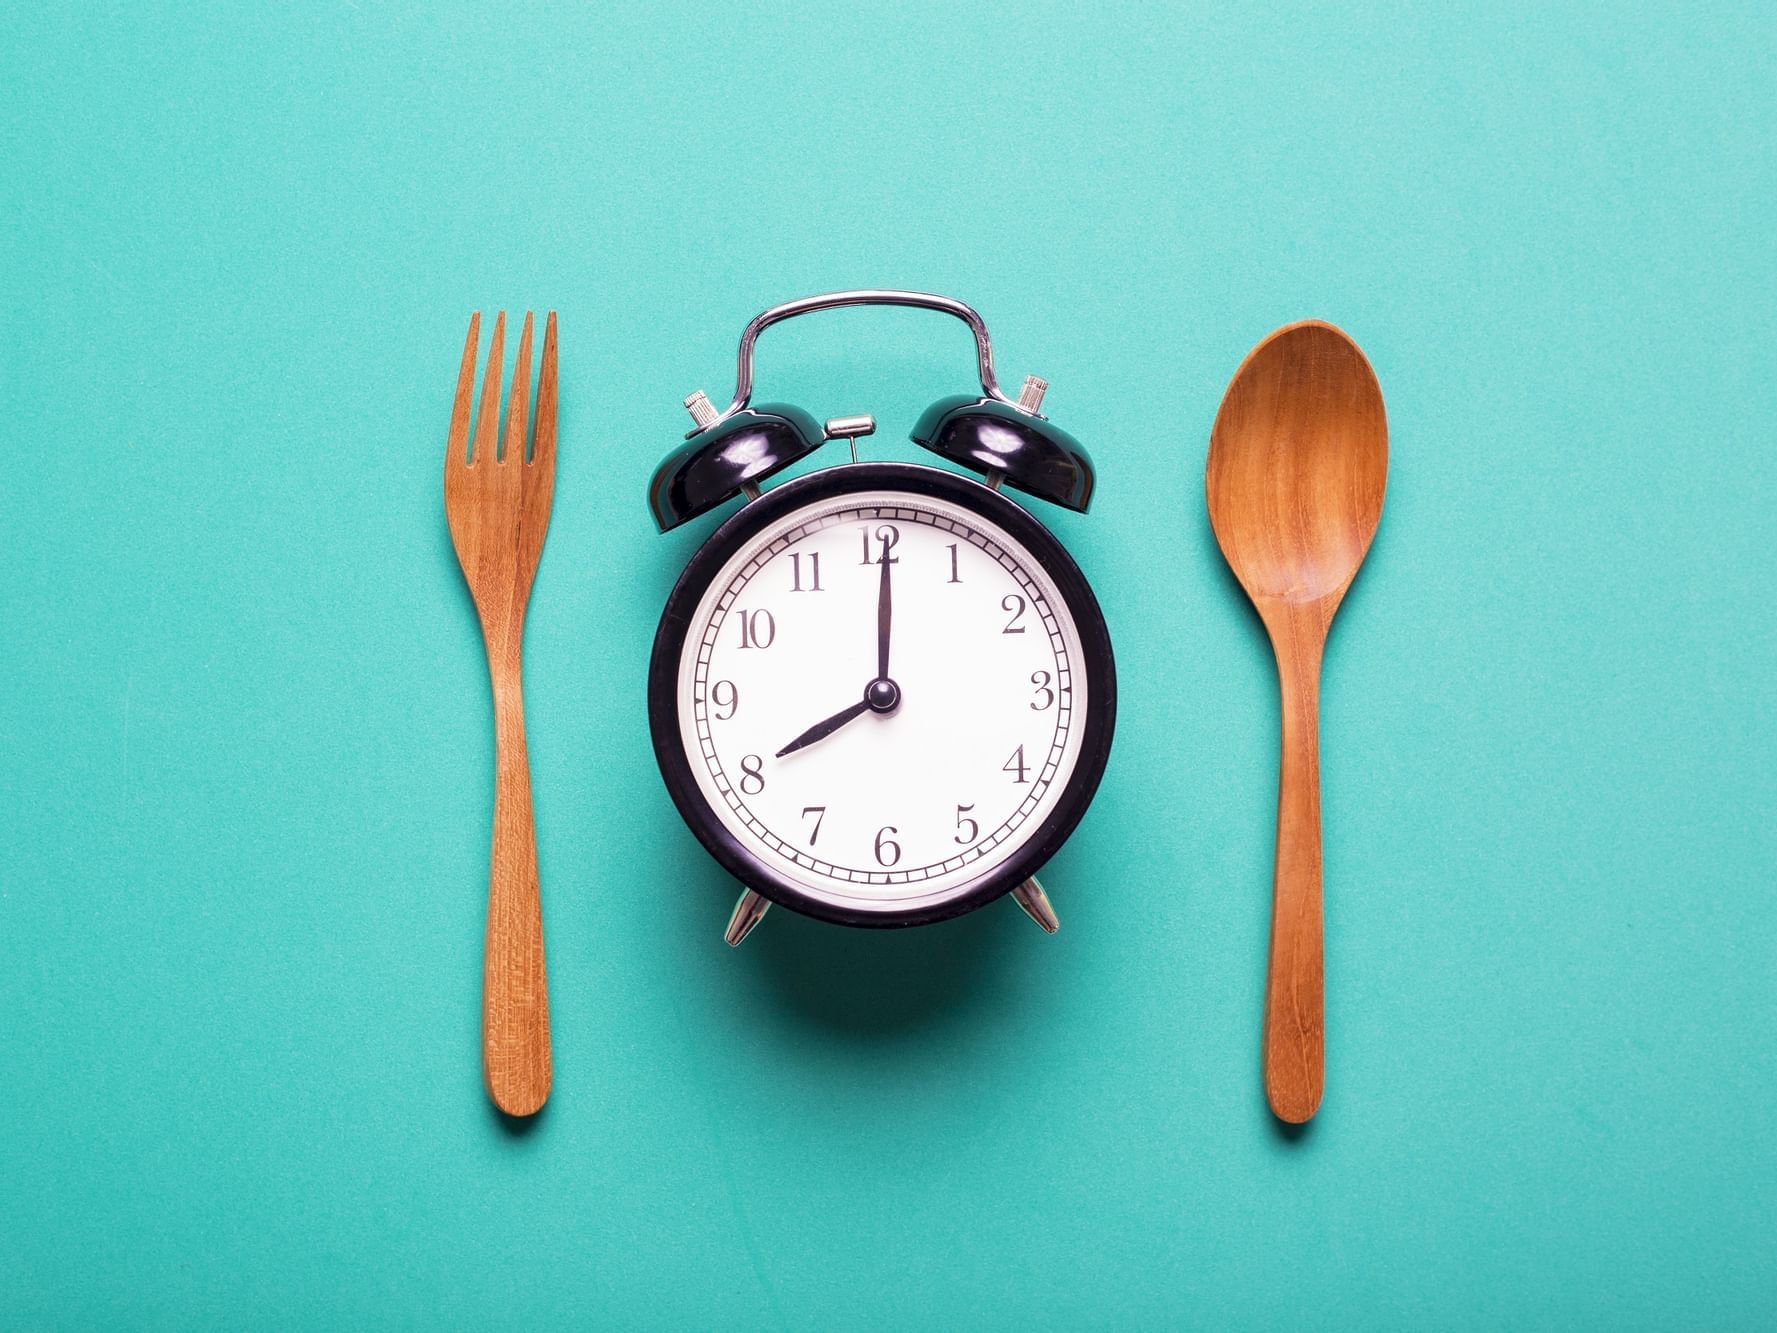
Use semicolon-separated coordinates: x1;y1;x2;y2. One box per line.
646;291;1115;943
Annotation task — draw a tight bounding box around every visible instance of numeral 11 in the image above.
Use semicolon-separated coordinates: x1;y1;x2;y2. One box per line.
790;551;823;592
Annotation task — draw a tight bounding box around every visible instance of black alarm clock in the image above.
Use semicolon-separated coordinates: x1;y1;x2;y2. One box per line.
646;291;1115;943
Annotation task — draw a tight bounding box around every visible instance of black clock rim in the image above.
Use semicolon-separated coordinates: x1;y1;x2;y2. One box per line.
647;462;1117;929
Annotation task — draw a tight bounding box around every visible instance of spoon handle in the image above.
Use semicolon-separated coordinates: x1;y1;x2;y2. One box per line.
1265;617;1326;1123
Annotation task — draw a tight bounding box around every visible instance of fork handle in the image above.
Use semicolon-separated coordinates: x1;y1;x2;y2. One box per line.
483;662;551;1117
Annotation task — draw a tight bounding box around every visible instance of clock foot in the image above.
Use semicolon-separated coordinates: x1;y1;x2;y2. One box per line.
724;889;770;946
1011;877;1059;933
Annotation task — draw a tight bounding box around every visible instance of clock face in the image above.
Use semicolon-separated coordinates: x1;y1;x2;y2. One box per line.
653;465;1114;925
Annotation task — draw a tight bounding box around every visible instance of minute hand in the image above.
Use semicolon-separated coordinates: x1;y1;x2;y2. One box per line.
775;698;871;758
876;545;892;679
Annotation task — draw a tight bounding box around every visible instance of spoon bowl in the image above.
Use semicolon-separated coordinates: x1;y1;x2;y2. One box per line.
1208;321;1386;606
1206;320;1387;1123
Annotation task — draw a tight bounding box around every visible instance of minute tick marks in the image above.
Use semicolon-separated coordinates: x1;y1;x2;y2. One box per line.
682;490;1084;898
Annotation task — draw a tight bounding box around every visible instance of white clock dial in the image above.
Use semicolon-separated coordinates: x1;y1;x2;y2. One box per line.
674;488;1089;916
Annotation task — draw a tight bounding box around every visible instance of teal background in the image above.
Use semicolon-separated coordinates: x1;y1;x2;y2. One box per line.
3;2;1772;1327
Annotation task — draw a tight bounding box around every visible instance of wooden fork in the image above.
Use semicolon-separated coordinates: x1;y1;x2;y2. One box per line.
444;310;557;1117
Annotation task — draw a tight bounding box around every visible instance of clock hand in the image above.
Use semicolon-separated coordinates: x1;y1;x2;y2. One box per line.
876;540;892;680
775;697;872;758
775;675;903;758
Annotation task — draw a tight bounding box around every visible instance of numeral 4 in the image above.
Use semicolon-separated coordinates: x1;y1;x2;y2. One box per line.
1003;745;1029;783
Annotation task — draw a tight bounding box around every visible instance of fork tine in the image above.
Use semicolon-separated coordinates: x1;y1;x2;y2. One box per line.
503;312;533;465
531;312;557;471
448;312;481;466
471;311;506;465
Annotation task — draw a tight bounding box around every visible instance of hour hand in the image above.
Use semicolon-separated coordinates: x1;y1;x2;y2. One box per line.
775;698;871;758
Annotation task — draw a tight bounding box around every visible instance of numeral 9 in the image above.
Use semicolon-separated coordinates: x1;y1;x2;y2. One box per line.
711;679;738;720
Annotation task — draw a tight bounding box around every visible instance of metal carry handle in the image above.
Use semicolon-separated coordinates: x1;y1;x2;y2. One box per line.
718;289;1015;421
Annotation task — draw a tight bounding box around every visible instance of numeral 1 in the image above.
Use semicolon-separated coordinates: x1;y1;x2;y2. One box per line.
946;543;962;583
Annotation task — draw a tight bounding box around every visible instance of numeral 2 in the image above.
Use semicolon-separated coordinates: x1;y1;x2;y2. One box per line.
1001;594;1027;634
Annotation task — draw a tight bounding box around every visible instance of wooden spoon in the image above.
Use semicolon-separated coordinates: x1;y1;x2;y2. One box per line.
1206;321;1387;1123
